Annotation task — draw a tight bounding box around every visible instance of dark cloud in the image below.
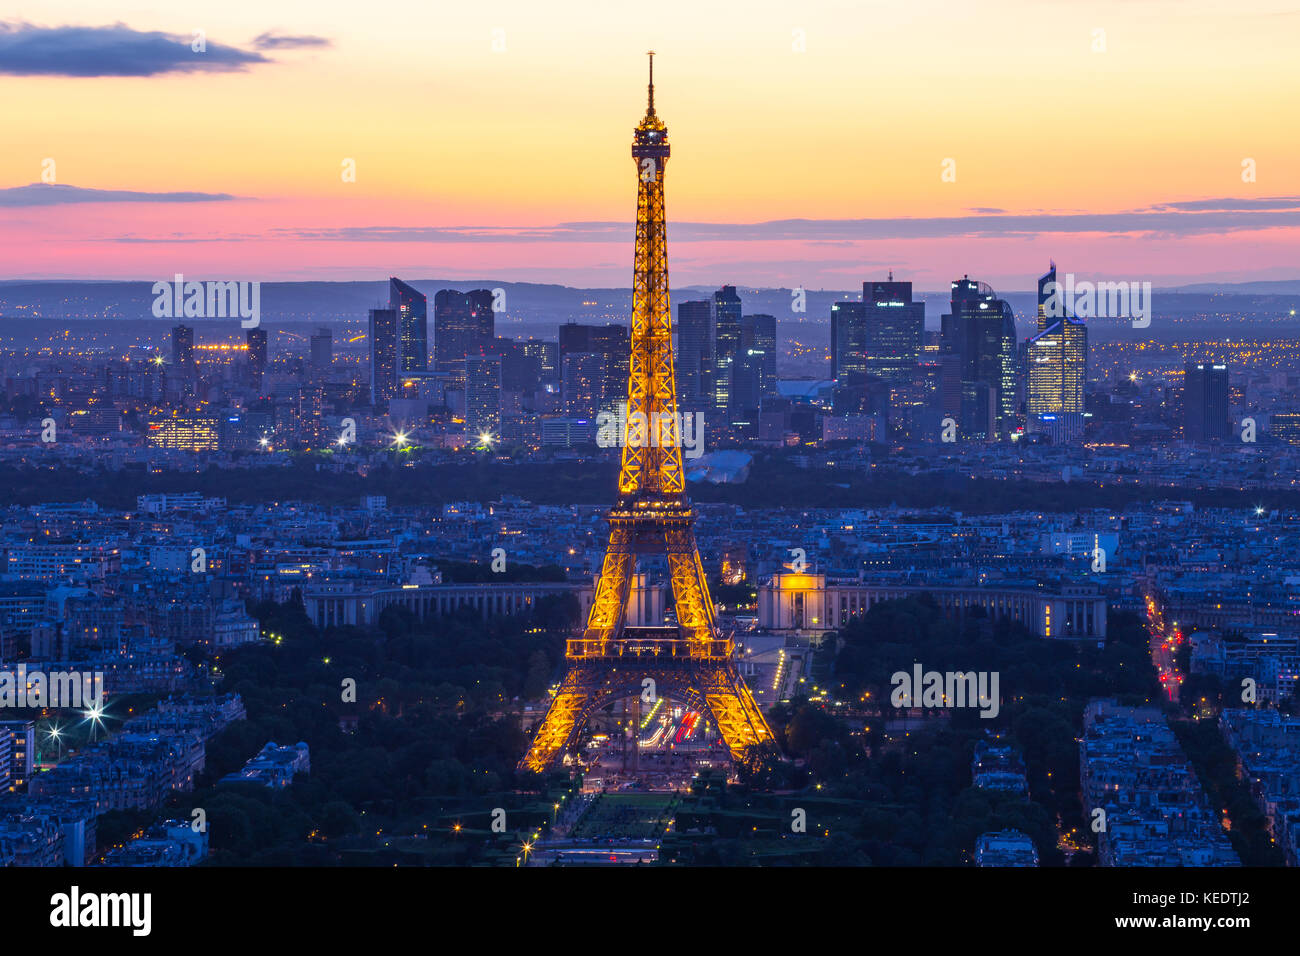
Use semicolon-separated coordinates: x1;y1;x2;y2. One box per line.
251;31;331;50
0;21;268;76
0;183;238;206
261;198;1300;244
1146;197;1300;212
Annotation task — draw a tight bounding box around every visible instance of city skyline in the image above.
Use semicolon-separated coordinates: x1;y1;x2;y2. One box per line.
2;2;1299;901
3;1;1300;287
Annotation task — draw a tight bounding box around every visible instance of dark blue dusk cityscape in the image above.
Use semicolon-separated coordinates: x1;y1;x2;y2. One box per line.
2;0;1297;939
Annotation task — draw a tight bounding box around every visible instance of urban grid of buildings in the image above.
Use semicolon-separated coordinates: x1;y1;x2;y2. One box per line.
1;261;1298;866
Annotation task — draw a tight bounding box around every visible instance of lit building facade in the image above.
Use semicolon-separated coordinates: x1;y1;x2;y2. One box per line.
390;277;428;374
465;354;502;440
433;289;495;386
757;572;1106;640
368;307;398;406
1027;264;1087;440
940;276;1018;441
1184;362;1230;442
147;413;220;452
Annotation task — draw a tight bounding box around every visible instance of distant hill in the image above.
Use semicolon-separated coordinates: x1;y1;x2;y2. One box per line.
2;279;1298;344
1160;279;1300;295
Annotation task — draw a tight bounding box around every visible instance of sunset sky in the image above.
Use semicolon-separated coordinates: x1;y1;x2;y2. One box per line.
3;0;1298;289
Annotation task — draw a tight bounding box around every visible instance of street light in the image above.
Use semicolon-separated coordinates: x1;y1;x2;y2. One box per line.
82;701;106;741
45;724;63;762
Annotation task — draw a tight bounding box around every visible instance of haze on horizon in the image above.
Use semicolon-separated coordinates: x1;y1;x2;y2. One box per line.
2;0;1298;290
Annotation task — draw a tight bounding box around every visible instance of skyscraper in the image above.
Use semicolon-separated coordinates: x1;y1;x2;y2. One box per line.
712;285;742;415
484;337;542;394
862;276;924;385
940;276;1018;440
1027;263;1088;440
246;327;267;376
171;325;194;367
465;354;502;440
730;349;761;424
676;300;713;411
433;289;495;385
310;327;333;371
389;277;428;374
521;340;559;390
368;307;398;406
831;301;868;387
1036;261;1056;334
832;300;891;419
558;322;629;410
742;313;778;400
562;351;606;418
1184;363;1229;442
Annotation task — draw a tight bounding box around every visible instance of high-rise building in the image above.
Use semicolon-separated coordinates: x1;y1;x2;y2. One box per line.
940;276;1018;440
171;325;194;367
390;277;428;374
832;276;924;425
742;313;778;399
246;327;267;376
310;327;333;371
729;313;776;427
1036;261;1055;334
1027;263;1088;440
676;300;713;411
368;307;398;405
730;353;761;424
562;351;606;419
712;285;742;414
862;276;924;385
296;384;327;446
521;341;559;390
831;301;868;387
484;337;542;394
465;354;502;440
434;289;495;385
1184;363;1229;442
559;323;629;410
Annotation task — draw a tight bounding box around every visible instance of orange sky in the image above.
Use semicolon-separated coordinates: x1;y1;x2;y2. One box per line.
3;0;1299;288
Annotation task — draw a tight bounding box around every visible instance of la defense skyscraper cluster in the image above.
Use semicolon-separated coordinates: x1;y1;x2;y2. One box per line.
822;264;1089;444
368;281;499;408
675;288;777;430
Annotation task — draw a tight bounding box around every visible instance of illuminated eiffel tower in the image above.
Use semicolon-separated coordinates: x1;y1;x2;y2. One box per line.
520;54;777;775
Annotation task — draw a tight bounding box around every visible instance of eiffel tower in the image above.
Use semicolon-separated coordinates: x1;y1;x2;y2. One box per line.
520;54;777;775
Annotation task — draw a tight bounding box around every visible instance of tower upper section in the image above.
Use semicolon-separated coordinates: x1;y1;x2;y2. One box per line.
633;52;669;164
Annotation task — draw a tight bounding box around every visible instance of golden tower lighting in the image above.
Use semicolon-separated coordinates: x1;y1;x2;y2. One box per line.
519;55;777;774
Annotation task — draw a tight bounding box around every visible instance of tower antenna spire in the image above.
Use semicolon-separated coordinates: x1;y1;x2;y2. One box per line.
647;50;655;115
